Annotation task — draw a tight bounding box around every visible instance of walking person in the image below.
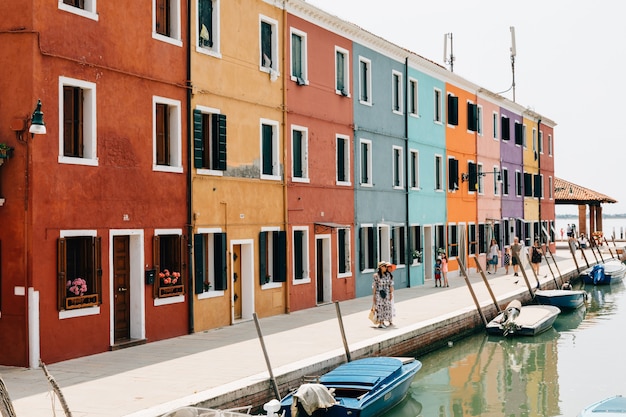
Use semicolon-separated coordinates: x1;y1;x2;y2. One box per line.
440;253;449;287
511;237;523;277
487;238;500;274
530;240;542;276
503;246;511;274
372;261;394;328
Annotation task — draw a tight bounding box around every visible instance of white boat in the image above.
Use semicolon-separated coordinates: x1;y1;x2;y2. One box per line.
581;261;626;285
486;300;561;337
534;288;586;310
160;400;283;417
578;395;626;417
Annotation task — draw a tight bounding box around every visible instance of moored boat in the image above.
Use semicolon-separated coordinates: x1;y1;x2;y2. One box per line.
280;357;422;417
534;288;586;310
578;395;626;417
581;261;626;285
486;300;561;337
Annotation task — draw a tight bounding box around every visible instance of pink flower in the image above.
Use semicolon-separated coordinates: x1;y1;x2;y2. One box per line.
66;278;88;296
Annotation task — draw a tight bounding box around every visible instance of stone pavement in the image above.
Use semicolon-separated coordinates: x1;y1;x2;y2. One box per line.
0;243;613;417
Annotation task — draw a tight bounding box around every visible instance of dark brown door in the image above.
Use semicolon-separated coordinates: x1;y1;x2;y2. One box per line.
114;236;131;342
316;239;324;303
233;245;242;320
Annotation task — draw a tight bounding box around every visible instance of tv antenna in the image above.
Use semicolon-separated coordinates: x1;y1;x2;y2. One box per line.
510;26;517;102
443;33;454;72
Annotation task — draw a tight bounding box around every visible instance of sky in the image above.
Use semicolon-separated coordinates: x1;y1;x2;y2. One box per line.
306;0;626;215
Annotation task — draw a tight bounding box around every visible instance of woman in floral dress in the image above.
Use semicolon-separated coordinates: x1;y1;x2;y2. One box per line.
372;261;394;328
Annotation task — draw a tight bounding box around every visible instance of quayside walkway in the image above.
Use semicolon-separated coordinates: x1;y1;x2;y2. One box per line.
0;243;614;417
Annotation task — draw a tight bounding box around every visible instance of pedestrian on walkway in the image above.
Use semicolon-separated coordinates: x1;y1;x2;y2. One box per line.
440;253;449;287
434;258;442;287
530;240;542;276
511;237;523;277
503;246;511;274
487;238;500;274
372;261;394;328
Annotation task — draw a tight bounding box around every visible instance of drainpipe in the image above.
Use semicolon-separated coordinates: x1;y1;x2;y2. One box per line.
537;118;542;246
282;0;290;313
186;0;194;333
404;57;411;286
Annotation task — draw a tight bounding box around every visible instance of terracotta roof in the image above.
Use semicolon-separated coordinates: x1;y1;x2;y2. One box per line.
554;177;617;204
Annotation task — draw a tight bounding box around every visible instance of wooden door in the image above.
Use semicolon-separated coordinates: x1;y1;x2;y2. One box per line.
233;245;242;320
114;236;131;342
316;239;324;303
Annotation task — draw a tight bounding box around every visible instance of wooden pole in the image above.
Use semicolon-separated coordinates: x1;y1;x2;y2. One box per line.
543;250;560;289
547;249;565;284
253;313;282;400
40;360;72;417
457;258;488;326
525;252;541;289
334;301;351;362
603;237;616;259
567;238;581;274
472;256;500;312
0;376;17;417
514;252;535;298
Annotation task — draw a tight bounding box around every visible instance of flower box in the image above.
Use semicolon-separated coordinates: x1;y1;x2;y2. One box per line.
65;294;99;310
158;284;184;298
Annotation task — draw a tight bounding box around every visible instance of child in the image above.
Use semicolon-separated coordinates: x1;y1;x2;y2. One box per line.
503;247;511;274
434;258;442;287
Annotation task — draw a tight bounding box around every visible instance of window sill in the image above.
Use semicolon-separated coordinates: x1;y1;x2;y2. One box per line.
260;174;281;181
195;46;222;59
197;168;224;176
154;294;184;306
152;33;183;48
153;165;184;174
58;3;99;21
198;290;224;300
293;278;311;285
262;282;282;290
59;305;100;320
336;181;352;187
58;156;99;166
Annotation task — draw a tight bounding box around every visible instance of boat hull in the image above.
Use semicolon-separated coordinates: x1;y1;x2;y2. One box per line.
486;304;561;337
578;395;626;417
534;289;586;310
280;357;421;417
581;261;626;285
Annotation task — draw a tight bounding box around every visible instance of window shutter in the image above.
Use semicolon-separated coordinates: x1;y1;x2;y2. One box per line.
57;238;67;311
193;110;204;168
371;227;378;268
273;231;287;282
501;117;510;140
447;94;458;126
153;235;161;298
262;124;273;175
468;162;477;191
467;103;478;131
291;33;302;78
194;234;205;294
212;113;227;171
294;231;303;279
448;158;458;190
214;233;227;291
337;139;345;182
336;51;345;92
293;130;303;177
524;173;533;197
359;228;365;271
338;229;346;274
259;231;267;285
261;22;272;67
534;174;542;197
514;122;523;145
93;236;102;304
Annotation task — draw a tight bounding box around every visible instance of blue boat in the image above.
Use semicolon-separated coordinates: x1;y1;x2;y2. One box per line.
534;289;586;310
578;395;626;417
581;261;626;285
280;357;422;417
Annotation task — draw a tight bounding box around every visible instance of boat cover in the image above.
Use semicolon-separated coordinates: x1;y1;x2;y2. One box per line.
292;383;337;415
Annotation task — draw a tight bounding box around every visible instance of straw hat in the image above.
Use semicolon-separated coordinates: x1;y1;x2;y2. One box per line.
377;261;390;269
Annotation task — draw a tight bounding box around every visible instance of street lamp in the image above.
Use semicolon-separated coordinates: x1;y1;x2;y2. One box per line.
11;99;47;142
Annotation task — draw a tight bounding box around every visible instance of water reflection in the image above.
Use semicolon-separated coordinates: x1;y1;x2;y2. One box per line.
387;281;626;417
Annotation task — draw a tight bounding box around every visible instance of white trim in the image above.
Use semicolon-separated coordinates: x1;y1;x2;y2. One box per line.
289;27;309;85
58;76;98;166
334;46;350;97
58;0;98;20
230;239;255;322
195;0;221;58
408;77;419;117
359;138;373;187
259;14;280;74
358;56;372;106
153;96;183;173
260;118;281;180
152;0;183;47
292;226;310;284
336;134;351;186
391;70;403;115
194;105;224;177
392;145;403;189
291;124;309;183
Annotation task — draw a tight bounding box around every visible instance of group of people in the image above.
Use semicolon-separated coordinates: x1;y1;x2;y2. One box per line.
370;237;546;328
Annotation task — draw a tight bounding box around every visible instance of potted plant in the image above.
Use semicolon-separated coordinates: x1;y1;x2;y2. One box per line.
411;250;422;264
0;143;13;159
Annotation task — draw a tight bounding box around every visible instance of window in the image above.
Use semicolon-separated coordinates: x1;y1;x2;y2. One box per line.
291;126;309;182
467;102;478;132
435;155;443;191
359;139;372;186
260;16;279;73
409;150;419;189
478;224;487;254
260;119;280;179
336;135;351;185
359;225;376;271
514;121;523;146
524;172;533;197
467;161;478;192
359;57;372;105
335;47;350;96
539;130;544;154
447;94;458;126
516;171;522;197
338;228;351;276
59;0;98;20
392;146;403;188
193;107;226;173
476;105;483;135
290;29;308;85
448;224;458;258
534;174;543;198
197;0;220;55
501;116;510;140
259;230;287;285
476;163;484;194
434;224;445;255
548;134;553;156
502;167;509;195
392;70;403;114
448;157;459;191
492;113;498;139
408;78;418;116
532;128;537;153
154;0;182;44
59;77;97;166
57;232;102;311
522;124;527;148
153;232;184;298
293;227;310;282
548;176;553;199
194;230;227;294
434;88;442;123
409;225;422;264
378;225;391;264
492;167;500;196
153;96;182;172
468;224;477;255
391;226;406;266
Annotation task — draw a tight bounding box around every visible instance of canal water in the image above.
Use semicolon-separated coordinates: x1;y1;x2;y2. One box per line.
389;281;626;417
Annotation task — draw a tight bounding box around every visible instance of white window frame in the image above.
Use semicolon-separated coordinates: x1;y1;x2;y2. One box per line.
153;228;184;306
152;96;183;173
290;28;308;85
392;225;406;268
292;226;310;285
434;88;442;123
392;70;403;115
196;0;221;58
361;224;375;272
291;125;309;183
476;105;483;135
492;112;498;139
378;224;391;263
359;139;373;187
492;166;500;196
408;77;418;117
409;149;419;190
392;145;404;189
532;127;537;153
434;154;443;191
337;228;352;278
152;0;183;47
476;162;484;195
335;46;350;97
515;170;522;197
260;227;282;289
358;56;372;106
548;134;553;156
58;0;98;20
259;15;280;75
260;118;281;180
522;124;527;148
548;176;553;199
538;130;543;154
58;76;98;166
502;167;509;196
197;227;225;299
194;105;224;177
336;134;351;186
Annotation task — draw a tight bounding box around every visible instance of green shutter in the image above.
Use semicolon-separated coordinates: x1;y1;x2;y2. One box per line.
259;232;267;285
359;228;365;271
338;229;346;274
213;114;227;171
501;117;510;140
467;103;477;131
193;110;204;168
337;139;345;182
294;231;303;279
448;158;458;190
469;162;477;191
194;234;205;294
262;124;273;175
447;94;458;126
291;33;302;78
293;130;302;177
274;231;287;282
534;174;542;197
514;122;523;145
214;233;227;290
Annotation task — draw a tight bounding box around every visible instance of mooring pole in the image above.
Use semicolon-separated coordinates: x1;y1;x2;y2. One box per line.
253;313;282;400
334;301;351;362
457;258;488;326
472;256;500;312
